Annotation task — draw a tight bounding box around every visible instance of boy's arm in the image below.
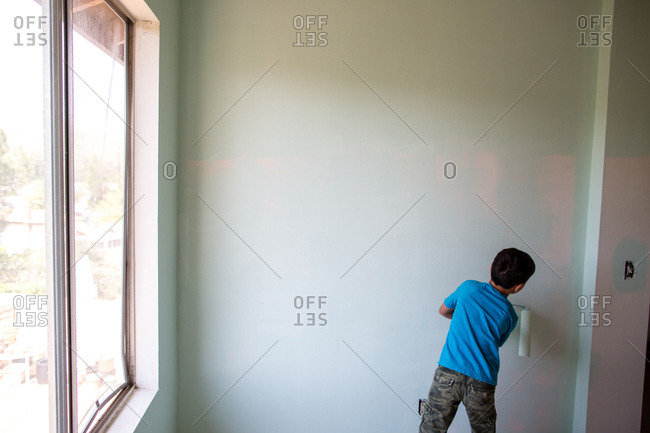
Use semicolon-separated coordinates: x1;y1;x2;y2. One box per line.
439;303;454;319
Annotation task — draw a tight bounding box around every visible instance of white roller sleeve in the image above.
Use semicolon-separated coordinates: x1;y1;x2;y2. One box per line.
518;308;531;357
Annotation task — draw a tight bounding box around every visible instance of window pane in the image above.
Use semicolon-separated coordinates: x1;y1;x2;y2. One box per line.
70;1;128;428
0;0;53;432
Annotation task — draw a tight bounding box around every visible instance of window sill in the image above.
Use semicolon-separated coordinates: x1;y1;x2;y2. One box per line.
106;387;157;433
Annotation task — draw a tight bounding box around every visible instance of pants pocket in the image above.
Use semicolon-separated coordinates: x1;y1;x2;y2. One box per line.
434;368;456;387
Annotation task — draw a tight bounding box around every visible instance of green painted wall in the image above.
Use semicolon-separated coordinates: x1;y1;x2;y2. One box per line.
174;1;603;432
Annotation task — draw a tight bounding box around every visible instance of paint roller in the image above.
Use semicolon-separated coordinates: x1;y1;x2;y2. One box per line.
512;304;530;357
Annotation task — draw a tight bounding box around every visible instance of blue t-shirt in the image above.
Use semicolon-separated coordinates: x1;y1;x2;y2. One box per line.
438;280;518;386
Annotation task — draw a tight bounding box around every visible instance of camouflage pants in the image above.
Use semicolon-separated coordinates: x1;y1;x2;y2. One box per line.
419;366;496;433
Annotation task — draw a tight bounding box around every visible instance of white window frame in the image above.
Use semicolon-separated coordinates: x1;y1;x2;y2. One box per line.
105;8;160;433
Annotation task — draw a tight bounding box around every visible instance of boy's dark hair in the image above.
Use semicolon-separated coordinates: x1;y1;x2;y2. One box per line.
491;248;536;289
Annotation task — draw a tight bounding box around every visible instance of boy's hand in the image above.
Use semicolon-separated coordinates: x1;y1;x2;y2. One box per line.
439;303;454;319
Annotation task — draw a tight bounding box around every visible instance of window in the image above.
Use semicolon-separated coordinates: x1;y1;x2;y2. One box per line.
70;1;133;430
0;0;159;432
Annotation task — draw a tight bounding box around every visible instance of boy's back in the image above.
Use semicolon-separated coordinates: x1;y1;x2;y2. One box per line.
439;280;518;386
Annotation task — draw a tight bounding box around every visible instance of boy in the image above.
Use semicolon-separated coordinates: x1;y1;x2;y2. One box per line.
419;248;535;433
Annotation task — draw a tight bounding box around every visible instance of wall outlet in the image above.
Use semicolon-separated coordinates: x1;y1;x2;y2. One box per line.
625;260;635;279
419;399;427;415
